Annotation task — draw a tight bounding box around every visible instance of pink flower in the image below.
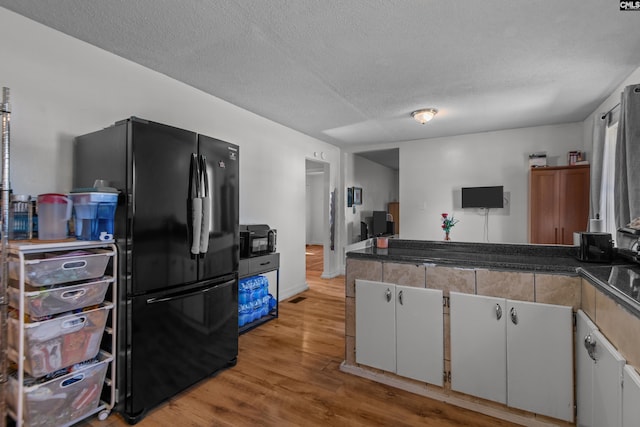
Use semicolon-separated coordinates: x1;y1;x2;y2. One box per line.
440;213;459;233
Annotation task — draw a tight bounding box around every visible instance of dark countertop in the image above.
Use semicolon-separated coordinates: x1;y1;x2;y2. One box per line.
347;239;640;317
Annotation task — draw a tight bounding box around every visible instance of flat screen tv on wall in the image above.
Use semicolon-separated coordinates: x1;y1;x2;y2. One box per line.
461;186;504;208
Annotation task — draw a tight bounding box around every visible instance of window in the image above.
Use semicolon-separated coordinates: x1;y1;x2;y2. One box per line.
600;120;618;244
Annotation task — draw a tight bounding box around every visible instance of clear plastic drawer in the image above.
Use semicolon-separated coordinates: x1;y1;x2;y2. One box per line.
9;303;112;378
9;249;114;287
8;277;112;318
8;351;111;427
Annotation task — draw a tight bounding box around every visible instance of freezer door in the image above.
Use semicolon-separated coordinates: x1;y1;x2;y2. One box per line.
197;134;239;280
124;276;238;422
131;120;199;293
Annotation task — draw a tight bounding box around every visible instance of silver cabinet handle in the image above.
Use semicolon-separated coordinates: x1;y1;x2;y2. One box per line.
385;288;392;302
584;334;597;361
510;307;518;325
495;303;502;320
398;290;404;305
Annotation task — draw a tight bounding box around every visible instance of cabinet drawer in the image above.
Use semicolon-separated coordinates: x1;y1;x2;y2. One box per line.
9;277;113;318
239;259;250;278
247;253;279;275
9;249;114;287
9;303;113;377
8;351;112;427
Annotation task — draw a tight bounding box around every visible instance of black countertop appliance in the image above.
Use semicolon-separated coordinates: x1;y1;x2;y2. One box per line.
577;232;614;263
240;224;277;258
74;117;239;424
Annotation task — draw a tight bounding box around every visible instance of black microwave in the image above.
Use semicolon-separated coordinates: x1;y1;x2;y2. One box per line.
240;224;277;258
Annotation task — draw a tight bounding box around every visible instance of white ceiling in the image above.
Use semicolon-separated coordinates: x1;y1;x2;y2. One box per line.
2;1;640;158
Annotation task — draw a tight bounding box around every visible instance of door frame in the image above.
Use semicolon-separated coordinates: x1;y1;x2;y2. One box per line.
305;158;332;277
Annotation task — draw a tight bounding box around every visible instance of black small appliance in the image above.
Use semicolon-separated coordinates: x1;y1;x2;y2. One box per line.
240;224;277;258
577;232;614;263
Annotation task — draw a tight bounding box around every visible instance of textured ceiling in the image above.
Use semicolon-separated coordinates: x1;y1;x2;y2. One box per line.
2;1;640;157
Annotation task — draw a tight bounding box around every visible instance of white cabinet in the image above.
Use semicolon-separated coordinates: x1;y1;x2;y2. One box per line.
449;293;507;404
355;279;443;385
576;310;625;427
506;300;574;421
623;365;640;427
355;280;396;372
450;292;574;422
396;285;444;384
576;310;599;427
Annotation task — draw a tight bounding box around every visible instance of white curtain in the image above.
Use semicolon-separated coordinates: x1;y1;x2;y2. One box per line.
591;104;620;236
614;84;640;248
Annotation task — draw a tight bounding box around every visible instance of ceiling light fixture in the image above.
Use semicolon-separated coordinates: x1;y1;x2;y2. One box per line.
411;108;438;124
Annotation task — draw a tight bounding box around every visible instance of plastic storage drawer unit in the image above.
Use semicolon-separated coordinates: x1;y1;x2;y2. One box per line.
8;277;113;318
8;351;112;427
9;249;113;287
8;303;113;377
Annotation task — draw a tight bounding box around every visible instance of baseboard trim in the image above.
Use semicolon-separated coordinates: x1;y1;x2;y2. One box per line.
279;283;309;301
321;270;342;279
338;362;562;427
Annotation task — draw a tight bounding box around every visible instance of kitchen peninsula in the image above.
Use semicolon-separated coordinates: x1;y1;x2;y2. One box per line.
342;239;640;426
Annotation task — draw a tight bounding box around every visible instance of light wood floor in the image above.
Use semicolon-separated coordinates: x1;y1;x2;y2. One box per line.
82;246;516;426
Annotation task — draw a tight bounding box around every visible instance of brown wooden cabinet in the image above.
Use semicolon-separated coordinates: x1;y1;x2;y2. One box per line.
528;165;589;244
388;202;399;234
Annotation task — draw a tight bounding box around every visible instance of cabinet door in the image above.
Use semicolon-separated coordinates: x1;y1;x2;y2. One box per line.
396;286;443;385
622;365;640;427
506;300;574;422
529;169;560;244
450;292;507;404
576;310;598;427
355;280;396;372
558;167;589;244
592;329;625;427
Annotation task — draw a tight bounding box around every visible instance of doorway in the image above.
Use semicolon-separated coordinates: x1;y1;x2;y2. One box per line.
305;158;330;278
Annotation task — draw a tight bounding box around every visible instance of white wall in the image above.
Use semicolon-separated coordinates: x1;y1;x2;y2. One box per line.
344;153;398;243
305;173;324;245
0;8;341;300
399;123;584;243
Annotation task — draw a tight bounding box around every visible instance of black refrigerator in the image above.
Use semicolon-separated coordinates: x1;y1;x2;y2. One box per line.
73;117;239;424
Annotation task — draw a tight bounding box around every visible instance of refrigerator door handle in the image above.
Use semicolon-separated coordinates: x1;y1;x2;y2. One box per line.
199;154;210;254
190;153;202;255
146;280;232;305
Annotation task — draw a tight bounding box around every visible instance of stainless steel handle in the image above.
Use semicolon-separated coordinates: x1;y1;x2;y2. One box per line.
147;283;219;304
199;155;211;254
495;303;502;320
385;288;392;302
398;290;403;305
510;307;518;325
584;334;597;361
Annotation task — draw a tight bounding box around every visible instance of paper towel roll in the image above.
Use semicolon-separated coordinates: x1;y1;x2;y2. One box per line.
589;218;604;232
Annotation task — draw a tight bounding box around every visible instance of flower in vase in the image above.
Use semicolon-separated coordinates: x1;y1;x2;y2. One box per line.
441;212;459;234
